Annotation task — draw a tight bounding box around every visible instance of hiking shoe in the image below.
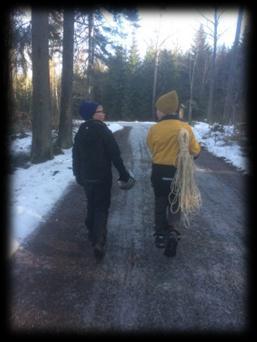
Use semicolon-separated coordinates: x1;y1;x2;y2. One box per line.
167;225;181;240
94;244;105;260
154;233;166;248
164;231;178;257
174;229;181;241
86;229;93;243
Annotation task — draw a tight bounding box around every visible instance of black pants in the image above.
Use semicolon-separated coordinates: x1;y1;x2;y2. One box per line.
83;181;111;246
151;164;181;235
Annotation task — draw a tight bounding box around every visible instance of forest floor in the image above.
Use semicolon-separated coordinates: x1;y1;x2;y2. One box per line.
9;124;250;335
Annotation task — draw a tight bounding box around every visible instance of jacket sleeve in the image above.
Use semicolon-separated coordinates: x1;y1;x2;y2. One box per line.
146;126;154;154
72;130;83;185
188;126;201;156
103;127;130;181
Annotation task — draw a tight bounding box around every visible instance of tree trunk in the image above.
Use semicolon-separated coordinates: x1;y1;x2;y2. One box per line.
151;15;162;121
49;58;59;129
57;10;74;149
86;12;94;100
31;10;52;163
222;8;243;125
6;15;15;133
207;8;218;123
152;49;159;120
188;51;198;123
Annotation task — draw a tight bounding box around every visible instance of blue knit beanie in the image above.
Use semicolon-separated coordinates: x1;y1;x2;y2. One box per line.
79;100;99;120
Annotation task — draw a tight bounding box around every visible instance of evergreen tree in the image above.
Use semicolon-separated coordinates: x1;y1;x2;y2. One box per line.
48;10;63;58
214;45;230;122
206;8;220;123
11;9;32;80
11;9;65;128
10;9;32;117
74;9;114;98
189;24;211;120
139;47;156;120
156;49;177;98
171;52;190;120
222;7;244;125
235;22;248;126
121;32;142;120
73;8;139;100
101;46;128;120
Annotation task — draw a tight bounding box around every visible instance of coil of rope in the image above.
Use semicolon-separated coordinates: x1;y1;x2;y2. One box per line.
168;128;202;228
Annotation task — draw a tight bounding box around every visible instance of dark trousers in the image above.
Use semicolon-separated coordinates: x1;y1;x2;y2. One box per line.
83;181;111;246
151;164;181;235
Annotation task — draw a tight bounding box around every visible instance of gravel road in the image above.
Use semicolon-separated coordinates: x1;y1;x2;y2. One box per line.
9;122;249;334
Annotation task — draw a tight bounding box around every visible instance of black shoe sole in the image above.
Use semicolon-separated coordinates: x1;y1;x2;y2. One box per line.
164;236;178;257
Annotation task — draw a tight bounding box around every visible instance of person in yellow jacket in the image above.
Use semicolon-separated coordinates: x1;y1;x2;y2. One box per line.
147;90;201;257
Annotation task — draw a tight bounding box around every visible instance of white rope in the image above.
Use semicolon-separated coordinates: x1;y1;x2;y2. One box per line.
168;128;202;228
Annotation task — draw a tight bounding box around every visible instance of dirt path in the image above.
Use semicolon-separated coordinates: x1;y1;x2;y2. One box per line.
9;123;248;334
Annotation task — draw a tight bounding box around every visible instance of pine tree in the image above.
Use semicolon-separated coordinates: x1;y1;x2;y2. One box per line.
206;8;220;123
101;46;128;120
189;24;211;121
156;50;177;98
139;47;156;120
235;23;248;127
213;45;230;122
121;32;142;120
222;7;244;125
174;52;190;120
74;8;139;101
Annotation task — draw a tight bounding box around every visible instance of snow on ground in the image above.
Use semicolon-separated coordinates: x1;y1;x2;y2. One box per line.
8;120;248;256
193;121;249;173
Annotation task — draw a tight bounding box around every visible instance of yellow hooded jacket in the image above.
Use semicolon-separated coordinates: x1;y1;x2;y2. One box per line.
147;117;201;166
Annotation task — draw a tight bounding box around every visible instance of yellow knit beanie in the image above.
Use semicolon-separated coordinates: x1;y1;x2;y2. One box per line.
155;90;179;114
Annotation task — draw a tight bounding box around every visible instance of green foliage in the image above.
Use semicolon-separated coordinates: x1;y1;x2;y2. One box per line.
188;24;211;121
213;45;231;122
100;46;128;120
156;50;177;97
72;72;87;118
120;34;143;120
11;9;247;126
138;48;155;120
174;53;190;109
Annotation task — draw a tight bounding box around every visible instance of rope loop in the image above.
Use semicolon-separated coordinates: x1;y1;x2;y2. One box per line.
168;128;202;228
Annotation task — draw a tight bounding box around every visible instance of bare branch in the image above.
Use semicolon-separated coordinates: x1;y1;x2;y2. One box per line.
158;32;177;48
198;10;215;25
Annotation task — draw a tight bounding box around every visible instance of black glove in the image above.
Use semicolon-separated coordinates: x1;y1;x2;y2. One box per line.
118;170;130;183
193;153;200;160
117;176;136;190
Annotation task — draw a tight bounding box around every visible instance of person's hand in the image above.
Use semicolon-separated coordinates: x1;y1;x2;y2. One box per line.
117;176;136;190
193;152;200;160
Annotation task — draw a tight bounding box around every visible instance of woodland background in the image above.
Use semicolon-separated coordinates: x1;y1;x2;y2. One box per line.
6;7;248;164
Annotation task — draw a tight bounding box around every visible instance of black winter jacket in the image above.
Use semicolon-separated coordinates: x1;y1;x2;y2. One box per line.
72;119;130;185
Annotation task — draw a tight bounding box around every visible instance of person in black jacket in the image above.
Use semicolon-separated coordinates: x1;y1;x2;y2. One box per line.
72;100;135;260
